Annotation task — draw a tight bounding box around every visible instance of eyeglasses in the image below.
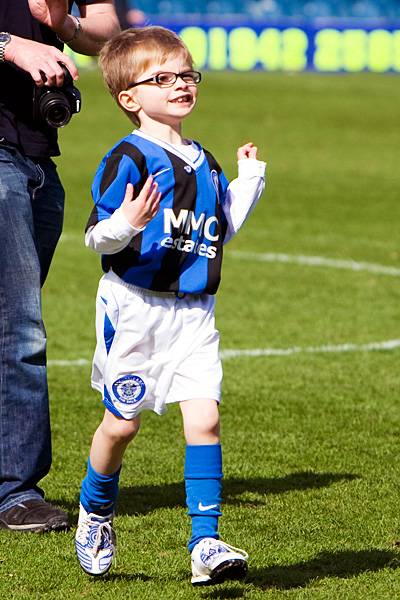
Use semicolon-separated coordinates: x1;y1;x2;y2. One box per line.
127;71;202;89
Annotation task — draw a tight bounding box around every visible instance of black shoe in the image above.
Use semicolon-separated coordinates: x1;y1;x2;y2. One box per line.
0;499;69;532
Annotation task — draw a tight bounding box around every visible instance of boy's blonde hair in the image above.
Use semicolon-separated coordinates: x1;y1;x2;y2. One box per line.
99;26;194;124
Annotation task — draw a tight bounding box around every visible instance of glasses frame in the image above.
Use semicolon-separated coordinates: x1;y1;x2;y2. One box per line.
126;70;202;89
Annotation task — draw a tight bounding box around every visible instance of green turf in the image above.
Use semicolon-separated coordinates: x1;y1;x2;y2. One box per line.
1;70;400;599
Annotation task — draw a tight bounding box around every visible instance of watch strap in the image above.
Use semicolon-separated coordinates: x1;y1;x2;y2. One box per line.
0;32;11;62
57;15;81;44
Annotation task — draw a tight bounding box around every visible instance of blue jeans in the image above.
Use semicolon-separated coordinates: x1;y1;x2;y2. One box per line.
0;143;65;511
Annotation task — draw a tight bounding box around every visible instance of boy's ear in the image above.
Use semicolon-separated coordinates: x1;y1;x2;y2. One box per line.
118;89;141;113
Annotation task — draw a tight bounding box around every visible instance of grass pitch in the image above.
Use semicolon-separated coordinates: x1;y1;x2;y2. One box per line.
1;70;400;599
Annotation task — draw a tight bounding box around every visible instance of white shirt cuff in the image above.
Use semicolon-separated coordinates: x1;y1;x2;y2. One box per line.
238;158;266;179
108;207;145;239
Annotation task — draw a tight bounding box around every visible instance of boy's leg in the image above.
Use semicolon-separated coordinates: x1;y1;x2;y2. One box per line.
81;409;141;512
181;399;221;550
180;399;248;585
76;409;140;576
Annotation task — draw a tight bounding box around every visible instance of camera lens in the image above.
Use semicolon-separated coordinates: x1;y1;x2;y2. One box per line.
46;103;71;127
40;91;71;128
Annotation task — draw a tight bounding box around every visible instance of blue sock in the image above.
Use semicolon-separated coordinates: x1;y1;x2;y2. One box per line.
80;458;121;516
184;444;223;552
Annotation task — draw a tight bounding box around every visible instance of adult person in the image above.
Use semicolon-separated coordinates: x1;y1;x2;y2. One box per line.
0;0;120;532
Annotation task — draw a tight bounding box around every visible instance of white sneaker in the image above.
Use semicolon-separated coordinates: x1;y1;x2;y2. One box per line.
191;537;248;585
74;504;116;576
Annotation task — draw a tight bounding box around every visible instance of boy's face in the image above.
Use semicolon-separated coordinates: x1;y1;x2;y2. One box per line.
121;55;198;128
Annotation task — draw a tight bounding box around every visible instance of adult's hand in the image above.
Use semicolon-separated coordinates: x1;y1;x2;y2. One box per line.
5;35;78;87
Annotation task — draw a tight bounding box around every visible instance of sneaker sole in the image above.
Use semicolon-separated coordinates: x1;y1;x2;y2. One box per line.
0;515;69;533
192;558;248;586
79;562;113;577
75;546;114;577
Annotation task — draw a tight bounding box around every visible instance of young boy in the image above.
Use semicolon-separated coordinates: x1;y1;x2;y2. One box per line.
75;26;266;585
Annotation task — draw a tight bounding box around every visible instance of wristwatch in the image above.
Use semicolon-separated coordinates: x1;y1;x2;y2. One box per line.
0;32;11;62
57;15;81;44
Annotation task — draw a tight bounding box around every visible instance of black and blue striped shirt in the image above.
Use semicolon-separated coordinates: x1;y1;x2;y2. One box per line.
87;130;229;294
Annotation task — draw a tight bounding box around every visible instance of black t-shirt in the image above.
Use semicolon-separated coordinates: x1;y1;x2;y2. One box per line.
0;1;95;157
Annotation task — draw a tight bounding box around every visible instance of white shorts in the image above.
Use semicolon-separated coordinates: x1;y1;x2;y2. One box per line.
91;271;223;419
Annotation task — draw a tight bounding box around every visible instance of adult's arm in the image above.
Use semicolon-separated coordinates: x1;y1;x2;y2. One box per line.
28;0;120;56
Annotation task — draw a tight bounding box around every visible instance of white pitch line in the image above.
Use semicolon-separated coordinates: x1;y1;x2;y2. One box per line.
59;232;81;243
48;358;90;366
229;250;400;277
48;339;400;367
61;234;400;278
219;339;400;360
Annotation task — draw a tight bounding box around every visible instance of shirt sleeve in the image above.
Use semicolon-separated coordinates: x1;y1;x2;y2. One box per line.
222;158;266;244
85;151;143;254
85;207;144;254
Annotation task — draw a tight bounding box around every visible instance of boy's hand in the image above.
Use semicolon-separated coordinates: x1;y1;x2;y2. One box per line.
237;142;258;160
121;176;161;229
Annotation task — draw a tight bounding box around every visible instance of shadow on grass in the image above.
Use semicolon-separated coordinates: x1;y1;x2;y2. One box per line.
97;572;152;583
246;549;400;590
116;471;358;515
200;588;246;599
199;549;400;598
53;470;357;519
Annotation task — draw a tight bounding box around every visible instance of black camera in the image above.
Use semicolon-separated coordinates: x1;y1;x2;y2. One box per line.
33;63;81;128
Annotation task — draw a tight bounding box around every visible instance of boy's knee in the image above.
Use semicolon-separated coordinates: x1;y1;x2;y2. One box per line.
102;413;141;444
198;409;219;435
182;400;220;442
196;417;220;438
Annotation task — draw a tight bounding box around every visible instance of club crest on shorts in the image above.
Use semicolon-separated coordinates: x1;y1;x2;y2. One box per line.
112;375;146;405
210;169;220;203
